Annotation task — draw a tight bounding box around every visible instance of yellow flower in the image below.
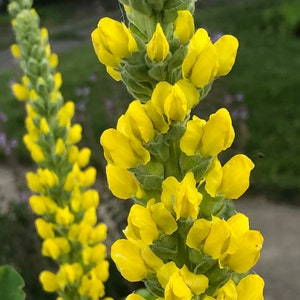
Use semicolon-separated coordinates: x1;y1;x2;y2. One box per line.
124;204;160;245
126;293;146;300
203;218;231;259
55;138;65;155
200;108;235;156
148;200;178;234
157;261;179;289
91;17;137;68
100;128;150;169
221;229;263;273
180;265;209;295
236;274;264;300
35;218;55;239
146;23;169;62
182;28;218;88
56;263;83;289
11;83;28;101
161;172;202;220
180;115;206;155
151;80;199;122
214;34;239;77
186;218;212;249
106;164;140;199
165;272;192;300
206;155;255;199
39;271;59;292
117;100;155;142
42;237;71;259
217;154;255;199
55;207;75;226
174;10;195;43
40;117;50;134
10;43;21;58
111;239;149;282
67;124;82;144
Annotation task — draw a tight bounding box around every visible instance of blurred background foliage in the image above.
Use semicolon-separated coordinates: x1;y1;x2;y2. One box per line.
0;0;300;298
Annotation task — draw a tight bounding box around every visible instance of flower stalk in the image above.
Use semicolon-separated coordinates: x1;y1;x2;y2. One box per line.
92;0;265;299
9;0;110;299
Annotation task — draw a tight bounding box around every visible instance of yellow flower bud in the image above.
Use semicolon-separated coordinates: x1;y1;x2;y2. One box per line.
214;34;239;77
55;138;65;156
146;23;169;62
58;101;74;127
12;83;28;101
182;28;218;88
77;147;91;167
81;189;100;209
49;53;58;68
54;72;62;90
40;117;50;134
80;167;96;187
10;43;21;58
91;17;137;68
82;207;97;226
67;124;82;144
174;10;195;43
29;195;58;215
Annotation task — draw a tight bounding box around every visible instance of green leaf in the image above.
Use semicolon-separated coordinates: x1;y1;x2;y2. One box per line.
0;265;26;300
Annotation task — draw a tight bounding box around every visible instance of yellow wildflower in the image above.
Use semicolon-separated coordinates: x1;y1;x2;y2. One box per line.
174;10;195;43
146;23;169;62
91;17;137;68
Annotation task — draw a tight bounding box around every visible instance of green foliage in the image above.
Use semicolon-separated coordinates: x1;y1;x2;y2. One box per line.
0;265;25;300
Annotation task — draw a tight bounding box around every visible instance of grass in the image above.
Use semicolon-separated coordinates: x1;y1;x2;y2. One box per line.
1;0;300;200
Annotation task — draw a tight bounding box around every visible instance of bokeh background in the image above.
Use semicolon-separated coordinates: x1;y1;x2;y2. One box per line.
0;0;299;299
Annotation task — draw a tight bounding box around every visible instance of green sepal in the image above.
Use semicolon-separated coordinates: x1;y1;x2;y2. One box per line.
144;275;164;298
150;233;178;261
131;160;164;190
180;153;213;182
127;0;153;16
146;0;165;12
204;265;232;297
167;44;187;83
0;265;26;300
147;133;170;162
163;0;195;24
136;288;157;300
188;248;216;274
198;188;228;218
